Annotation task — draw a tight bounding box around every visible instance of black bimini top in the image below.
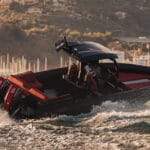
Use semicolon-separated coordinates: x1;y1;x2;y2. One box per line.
55;40;118;62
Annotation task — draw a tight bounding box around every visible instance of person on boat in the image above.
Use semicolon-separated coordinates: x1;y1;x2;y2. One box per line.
67;62;79;83
84;63;100;95
94;64;105;89
97;64;118;89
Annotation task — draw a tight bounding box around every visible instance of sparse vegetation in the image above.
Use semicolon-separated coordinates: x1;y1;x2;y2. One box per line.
9;1;24;12
0;0;149;65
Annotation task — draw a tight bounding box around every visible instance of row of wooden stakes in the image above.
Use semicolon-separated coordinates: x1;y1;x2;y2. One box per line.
0;54;48;77
0;54;74;77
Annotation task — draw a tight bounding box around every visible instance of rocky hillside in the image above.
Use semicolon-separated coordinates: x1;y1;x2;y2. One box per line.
75;0;150;36
0;0;149;64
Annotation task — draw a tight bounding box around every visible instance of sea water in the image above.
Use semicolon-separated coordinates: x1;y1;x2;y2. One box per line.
0;88;149;150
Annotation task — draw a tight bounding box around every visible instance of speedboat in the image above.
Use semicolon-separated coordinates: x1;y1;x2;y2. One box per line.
0;38;149;118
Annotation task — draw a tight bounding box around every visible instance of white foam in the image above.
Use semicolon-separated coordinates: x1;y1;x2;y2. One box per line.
0;110;15;127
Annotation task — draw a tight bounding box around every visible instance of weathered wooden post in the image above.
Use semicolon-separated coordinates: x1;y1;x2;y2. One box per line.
44;57;48;70
36;58;40;72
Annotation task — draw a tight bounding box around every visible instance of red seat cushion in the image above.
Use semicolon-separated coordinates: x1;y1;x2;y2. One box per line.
9;71;43;89
8;71;48;102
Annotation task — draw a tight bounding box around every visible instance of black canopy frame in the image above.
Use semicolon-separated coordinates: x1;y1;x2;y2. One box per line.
55;37;118;63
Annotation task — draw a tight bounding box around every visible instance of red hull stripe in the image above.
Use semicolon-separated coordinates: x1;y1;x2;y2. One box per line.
118;73;150;82
118;72;150;89
126;82;150;89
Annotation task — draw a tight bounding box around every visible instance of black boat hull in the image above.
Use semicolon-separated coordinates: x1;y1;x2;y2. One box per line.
4;63;149;118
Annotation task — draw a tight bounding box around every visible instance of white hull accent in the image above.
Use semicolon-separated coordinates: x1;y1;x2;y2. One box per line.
123;79;150;85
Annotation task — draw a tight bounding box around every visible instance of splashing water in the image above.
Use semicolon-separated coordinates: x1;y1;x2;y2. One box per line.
0;109;15;127
0;89;149;150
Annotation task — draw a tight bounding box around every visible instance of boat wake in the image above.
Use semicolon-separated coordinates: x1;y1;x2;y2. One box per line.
0;88;149;150
0;109;15;127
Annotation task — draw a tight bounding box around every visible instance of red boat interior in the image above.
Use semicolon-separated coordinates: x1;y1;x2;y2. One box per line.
118;72;150;89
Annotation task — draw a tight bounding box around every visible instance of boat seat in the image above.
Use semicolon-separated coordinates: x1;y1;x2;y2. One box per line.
29;88;48;101
8;71;49;102
8;71;43;89
8;71;72;102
